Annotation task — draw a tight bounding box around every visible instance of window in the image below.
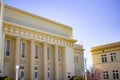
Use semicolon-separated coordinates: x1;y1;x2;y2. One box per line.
76;56;79;63
74;56;75;63
21;42;25;58
35;45;38;59
5;40;10;56
101;54;107;63
111;53;116;62
48;68;50;80
74;56;79;63
103;71;109;80
34;67;38;80
47;47;50;60
19;66;24;80
58;48;61;61
113;70;119;79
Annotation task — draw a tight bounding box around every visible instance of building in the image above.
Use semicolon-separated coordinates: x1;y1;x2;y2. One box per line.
0;5;84;80
74;44;84;77
91;42;120;80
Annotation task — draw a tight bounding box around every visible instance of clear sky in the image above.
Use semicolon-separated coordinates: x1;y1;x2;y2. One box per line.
1;0;120;68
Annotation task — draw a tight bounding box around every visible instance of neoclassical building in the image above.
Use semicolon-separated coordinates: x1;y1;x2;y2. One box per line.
91;42;120;80
0;5;84;80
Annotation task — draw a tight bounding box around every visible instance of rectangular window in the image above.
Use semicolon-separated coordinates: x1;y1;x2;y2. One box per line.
103;71;109;80
21;42;25;58
48;68;50;80
35;45;38;59
47;47;50;60
74;56;76;63
101;54;107;63
58;48;61;61
113;70;119;79
76;56;79;63
34;67;38;80
5;40;10;56
19;66;24;80
111;53;116;62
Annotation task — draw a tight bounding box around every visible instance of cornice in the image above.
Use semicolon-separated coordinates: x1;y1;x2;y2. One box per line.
91;42;120;52
3;21;76;47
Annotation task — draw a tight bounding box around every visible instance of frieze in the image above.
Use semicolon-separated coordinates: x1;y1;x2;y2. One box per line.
3;22;75;47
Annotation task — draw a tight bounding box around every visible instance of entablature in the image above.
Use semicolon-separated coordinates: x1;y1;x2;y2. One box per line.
3;22;76;47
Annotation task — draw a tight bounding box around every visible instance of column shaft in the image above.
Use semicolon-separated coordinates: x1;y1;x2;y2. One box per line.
55;45;59;80
14;37;20;80
0;33;5;76
43;43;48;80
30;40;35;80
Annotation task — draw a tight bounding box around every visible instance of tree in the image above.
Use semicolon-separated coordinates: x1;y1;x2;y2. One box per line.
87;67;103;80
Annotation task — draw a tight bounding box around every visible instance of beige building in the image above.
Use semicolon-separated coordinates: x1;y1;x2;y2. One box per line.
74;44;84;77
0;5;84;80
91;42;120;80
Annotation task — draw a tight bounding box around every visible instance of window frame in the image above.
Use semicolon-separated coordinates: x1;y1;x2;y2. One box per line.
58;48;61;62
35;44;39;59
5;39;11;56
34;67;38;80
103;71;109;80
19;66;25;80
111;53;116;62
113;70;119;79
47;67;50;80
20;42;26;58
101;54;107;63
47;46;50;61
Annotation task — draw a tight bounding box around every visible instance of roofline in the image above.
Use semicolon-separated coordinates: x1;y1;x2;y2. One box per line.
91;41;120;52
4;4;73;30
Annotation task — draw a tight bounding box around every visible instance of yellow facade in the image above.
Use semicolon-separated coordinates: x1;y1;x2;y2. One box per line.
91;42;120;80
0;5;84;80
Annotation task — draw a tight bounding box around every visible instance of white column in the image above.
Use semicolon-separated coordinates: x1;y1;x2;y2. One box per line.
43;43;48;80
14;37;20;80
55;45;59;80
30;39;35;80
0;0;5;76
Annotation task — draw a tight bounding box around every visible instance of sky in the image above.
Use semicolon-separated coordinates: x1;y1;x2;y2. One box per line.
1;0;120;68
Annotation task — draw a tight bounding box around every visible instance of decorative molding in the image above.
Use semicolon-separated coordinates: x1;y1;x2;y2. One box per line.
3;22;75;47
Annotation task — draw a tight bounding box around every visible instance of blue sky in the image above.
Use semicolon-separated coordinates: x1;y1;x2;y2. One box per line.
1;0;120;68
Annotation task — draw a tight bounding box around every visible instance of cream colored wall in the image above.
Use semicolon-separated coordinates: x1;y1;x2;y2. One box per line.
93;50;120;65
74;52;84;76
4;36;16;79
4;6;72;38
65;46;75;77
92;43;120;80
